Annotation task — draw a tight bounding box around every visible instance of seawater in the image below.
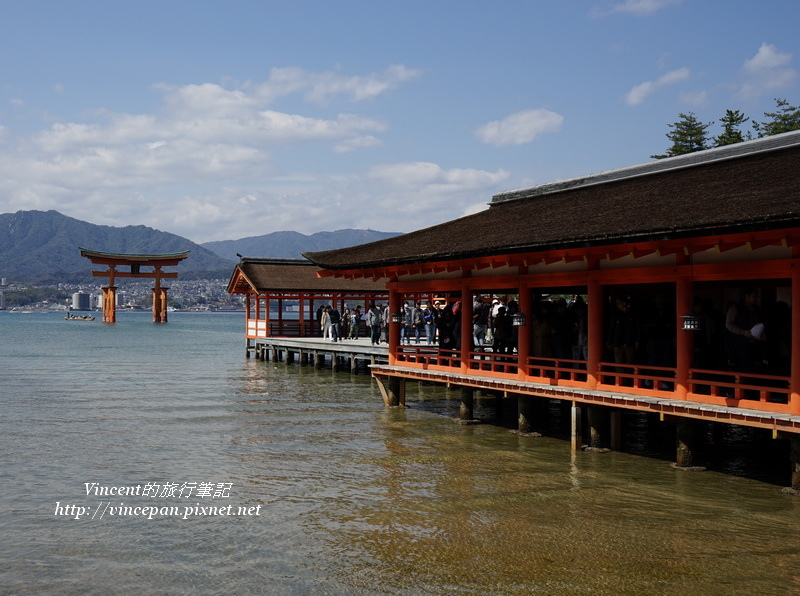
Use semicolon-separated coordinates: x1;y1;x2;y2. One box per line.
2;310;800;595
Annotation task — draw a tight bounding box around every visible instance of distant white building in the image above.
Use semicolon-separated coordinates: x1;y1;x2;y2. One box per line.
72;292;91;311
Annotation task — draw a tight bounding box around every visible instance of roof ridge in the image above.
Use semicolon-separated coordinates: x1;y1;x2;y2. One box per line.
492;129;800;204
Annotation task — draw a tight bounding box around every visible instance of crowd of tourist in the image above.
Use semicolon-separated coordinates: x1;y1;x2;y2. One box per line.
311;287;790;378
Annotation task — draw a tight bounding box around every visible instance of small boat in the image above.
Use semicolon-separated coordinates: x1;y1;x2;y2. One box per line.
65;313;95;321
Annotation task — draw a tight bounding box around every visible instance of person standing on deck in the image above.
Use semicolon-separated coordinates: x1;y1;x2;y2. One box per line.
725;287;764;373
367;302;381;345
321;306;331;340
329;305;341;342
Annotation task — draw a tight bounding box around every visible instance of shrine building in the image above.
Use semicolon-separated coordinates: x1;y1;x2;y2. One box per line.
302;130;800;487
226;257;389;342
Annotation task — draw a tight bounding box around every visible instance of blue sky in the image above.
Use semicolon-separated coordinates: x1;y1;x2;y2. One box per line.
1;0;797;243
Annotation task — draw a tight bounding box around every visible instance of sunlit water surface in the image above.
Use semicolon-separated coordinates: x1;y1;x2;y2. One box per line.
1;311;799;595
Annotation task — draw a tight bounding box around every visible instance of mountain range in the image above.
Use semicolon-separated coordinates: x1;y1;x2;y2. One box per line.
0;210;401;283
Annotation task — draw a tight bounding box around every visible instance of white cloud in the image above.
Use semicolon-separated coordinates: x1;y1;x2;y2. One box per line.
0;64;512;241
250;64;422;105
743;42;792;74
334;135;382;154
625;67;690;105
678;90;709;106
736;43;796;101
474;109;564;147
594;0;682;17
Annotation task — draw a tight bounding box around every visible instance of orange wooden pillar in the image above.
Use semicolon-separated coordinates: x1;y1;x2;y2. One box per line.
460;285;472;373
160;287;169;323
151;287;162;323
102;286;117;323
586;279;602;389
388;287;400;365
517;283;532;380
675;276;693;400
103;265;117;323
791;267;800;415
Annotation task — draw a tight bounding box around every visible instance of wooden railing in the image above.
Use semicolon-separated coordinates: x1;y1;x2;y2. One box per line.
390;345;792;413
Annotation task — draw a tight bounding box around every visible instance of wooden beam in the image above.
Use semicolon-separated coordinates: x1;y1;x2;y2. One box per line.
91;271;179;279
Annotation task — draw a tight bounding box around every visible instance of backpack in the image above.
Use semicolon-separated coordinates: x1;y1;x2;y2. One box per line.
423;310;434;324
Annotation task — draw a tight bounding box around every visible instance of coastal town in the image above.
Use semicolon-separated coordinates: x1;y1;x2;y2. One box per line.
0;278;244;312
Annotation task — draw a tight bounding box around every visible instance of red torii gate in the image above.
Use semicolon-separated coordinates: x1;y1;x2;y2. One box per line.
80;248;189;323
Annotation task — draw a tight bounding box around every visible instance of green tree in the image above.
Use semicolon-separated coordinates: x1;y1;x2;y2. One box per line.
714;109;750;146
753;98;800;137
652;112;711;159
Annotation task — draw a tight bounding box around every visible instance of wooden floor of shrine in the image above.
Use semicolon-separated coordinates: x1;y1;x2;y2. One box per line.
246;337;800;436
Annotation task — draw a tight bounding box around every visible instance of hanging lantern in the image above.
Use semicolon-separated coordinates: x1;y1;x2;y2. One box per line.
682;314;700;331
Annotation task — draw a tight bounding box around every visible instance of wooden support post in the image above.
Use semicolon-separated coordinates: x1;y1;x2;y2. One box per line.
791;269;800;415
790;435;800;494
586;279;601;389
675;418;704;470
152;268;163;323
387;377;404;407
388;290;400;365
610;410;622;451
460;286;472;374
271;346;278;362
102;285;118;323
459;386;474;421
675;276;693;400
160;287;169;323
517;394;534;434
571;401;582;452
245;340;251;359
517;285;531;380
350;355;358;374
332;354;339;372
286;350;294;364
374;375;405;407
313;351;322;369
300;351;308;366
587;406;609;450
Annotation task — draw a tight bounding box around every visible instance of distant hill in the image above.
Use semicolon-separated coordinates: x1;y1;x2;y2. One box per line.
0;210;235;283
201;229;402;262
0;210;403;284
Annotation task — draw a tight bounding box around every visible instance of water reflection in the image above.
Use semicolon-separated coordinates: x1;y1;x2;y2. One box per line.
227;366;800;594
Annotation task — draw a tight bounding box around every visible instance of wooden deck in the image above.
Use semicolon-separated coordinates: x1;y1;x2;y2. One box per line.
247;336;389;372
370;364;800;436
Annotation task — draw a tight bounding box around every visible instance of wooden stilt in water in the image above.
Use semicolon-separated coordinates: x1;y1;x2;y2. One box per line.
459;387;474;421
587;406;610;451
571;402;582;452
387;377;404;407
517;394;534;434
788;435;800;495
674;418;705;470
610;410;622;451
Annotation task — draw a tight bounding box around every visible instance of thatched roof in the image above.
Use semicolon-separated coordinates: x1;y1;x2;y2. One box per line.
227;257;386;294
303;131;800;270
